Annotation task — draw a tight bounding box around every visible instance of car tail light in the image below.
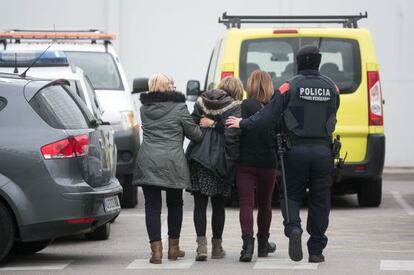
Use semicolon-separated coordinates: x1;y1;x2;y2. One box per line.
65;217;96;225
367;71;383;126
41;135;89;159
221;71;234;79
354;165;367;172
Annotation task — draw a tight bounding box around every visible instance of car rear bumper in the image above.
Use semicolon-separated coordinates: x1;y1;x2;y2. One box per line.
18;182;122;242
333;134;385;194
114;127;140;176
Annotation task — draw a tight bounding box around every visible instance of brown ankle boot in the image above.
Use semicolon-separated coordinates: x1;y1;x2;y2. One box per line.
150;241;162;264
168;238;185;260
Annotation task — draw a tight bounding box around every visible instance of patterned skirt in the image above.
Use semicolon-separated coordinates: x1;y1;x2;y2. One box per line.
189;160;232;197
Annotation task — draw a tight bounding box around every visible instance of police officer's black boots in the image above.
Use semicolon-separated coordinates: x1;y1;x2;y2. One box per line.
288;229;303;262
257;235;276;257
239;236;255;262
309;254;325;263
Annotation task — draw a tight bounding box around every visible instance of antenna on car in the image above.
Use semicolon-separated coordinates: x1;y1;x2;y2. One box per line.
13;53;18;74
19;44;52;78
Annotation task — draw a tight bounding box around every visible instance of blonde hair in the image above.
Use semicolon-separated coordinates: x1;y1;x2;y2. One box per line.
246;70;274;104
148;73;175;92
217;77;244;101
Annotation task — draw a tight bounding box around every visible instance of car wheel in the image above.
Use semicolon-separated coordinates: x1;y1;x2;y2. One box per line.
119;174;138;208
358;177;382;207
11;239;53;255
86;222;110;240
0;201;15;262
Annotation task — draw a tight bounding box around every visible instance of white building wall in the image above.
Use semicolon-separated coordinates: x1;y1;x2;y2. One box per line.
0;0;412;167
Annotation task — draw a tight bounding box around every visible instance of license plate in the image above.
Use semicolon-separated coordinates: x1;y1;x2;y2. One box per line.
104;196;120;212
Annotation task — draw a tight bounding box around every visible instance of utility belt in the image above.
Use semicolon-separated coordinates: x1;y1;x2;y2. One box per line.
290;137;331;147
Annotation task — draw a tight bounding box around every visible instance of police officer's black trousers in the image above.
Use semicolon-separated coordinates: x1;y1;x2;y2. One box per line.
279;143;333;255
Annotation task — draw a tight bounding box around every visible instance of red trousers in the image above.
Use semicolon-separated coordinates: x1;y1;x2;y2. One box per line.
235;165;277;238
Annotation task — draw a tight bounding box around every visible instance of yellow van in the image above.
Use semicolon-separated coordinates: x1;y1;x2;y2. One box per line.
187;12;385;207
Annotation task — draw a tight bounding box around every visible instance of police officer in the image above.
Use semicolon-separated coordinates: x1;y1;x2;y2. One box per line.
226;45;340;263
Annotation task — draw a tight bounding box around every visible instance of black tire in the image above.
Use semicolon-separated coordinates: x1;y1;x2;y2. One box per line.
86;222;110;240
119;174;138;208
358;177;382;207
10;239;53;255
0;201;15;262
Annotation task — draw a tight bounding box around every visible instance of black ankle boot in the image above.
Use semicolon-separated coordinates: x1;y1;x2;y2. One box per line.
257;235;276;257
239;236;255;262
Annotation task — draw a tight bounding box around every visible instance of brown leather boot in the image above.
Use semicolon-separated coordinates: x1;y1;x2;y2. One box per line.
149;241;162;264
168;238;185;260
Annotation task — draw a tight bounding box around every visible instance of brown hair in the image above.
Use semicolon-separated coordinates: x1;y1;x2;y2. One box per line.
246;70;274;104
217;77;244;101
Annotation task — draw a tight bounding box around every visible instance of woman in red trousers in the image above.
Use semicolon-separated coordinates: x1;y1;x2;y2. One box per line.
236;70;278;262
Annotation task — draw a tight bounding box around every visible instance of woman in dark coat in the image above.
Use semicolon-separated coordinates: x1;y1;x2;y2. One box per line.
186;77;243;261
133;73;202;264
236;70;278;262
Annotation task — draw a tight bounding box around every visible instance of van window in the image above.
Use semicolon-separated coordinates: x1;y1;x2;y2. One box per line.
240;37;361;93
65;51;124;91
30;85;89;129
0;97;6;112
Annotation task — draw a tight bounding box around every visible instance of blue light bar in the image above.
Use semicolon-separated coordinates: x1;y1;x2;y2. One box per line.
0;51;69;67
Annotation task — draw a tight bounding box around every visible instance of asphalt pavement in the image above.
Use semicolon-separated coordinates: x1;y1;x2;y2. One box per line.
1;174;414;275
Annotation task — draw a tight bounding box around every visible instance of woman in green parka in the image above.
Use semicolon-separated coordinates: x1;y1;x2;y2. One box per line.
133;73;202;264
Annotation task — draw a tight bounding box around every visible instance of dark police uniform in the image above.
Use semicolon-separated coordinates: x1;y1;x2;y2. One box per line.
239;45;340;263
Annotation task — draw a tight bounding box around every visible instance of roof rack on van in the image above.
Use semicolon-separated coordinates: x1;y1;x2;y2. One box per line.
219;12;368;29
0;29;115;44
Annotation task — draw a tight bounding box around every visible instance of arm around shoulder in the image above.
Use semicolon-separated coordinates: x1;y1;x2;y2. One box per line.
179;103;202;142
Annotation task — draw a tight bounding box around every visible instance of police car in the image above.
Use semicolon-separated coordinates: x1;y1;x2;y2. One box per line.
0;30;140;208
187;12;385;207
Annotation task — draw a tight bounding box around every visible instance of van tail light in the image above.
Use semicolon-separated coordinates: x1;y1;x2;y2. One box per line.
273;29;298;34
367;71;384;126
221;71;234;79
41;135;89;160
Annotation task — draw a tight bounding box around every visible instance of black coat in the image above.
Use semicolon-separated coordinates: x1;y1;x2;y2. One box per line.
186;89;242;182
238;98;278;168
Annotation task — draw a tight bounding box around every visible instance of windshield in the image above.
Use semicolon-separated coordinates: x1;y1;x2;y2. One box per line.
65;51;124;91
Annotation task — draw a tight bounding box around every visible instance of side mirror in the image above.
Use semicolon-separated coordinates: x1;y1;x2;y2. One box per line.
132;78;149;94
186;80;201;101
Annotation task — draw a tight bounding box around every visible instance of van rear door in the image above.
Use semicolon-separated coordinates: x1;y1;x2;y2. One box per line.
238;36;367;162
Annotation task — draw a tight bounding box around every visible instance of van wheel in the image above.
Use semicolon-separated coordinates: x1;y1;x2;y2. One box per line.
11;239;53;255
119;174;138;208
0;201;15;262
86;222;110;240
358;177;382;207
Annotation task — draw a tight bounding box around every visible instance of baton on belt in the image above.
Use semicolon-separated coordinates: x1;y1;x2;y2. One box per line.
276;133;290;223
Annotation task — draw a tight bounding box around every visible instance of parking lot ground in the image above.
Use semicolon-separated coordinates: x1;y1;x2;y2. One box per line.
1;175;414;275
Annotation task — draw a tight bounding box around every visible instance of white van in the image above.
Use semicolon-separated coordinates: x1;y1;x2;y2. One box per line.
0;30;140;208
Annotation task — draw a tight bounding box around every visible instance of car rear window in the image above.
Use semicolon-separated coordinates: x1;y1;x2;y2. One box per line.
240;37;361;93
0;97;6;112
29;85;89;129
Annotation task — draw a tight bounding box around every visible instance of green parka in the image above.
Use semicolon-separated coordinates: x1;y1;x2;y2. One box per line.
133;91;202;189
